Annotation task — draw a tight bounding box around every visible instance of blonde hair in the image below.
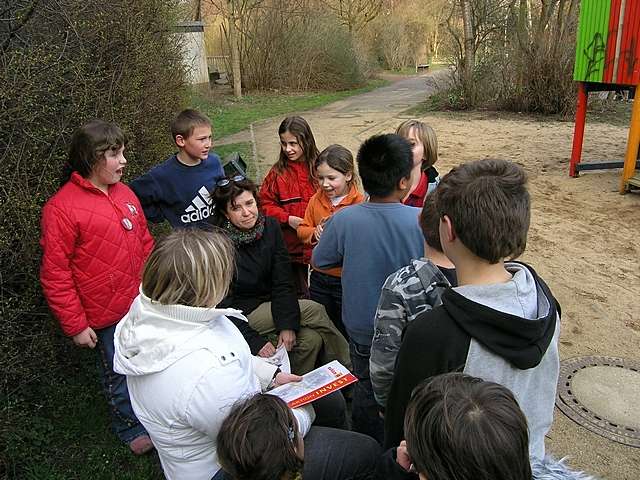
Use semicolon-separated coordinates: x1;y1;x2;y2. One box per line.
142;229;235;308
395;119;438;170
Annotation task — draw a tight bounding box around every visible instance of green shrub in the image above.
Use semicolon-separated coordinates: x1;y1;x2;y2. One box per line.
0;0;187;475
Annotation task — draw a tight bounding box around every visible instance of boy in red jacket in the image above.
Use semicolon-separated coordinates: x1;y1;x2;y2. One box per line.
40;120;155;455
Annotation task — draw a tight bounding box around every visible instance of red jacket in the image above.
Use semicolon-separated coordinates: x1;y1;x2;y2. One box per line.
259;161;317;264
40;172;154;337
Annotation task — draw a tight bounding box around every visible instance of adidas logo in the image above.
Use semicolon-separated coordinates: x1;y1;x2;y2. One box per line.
181;186;214;223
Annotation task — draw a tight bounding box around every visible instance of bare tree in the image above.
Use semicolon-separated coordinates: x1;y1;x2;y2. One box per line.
206;0;266;98
322;0;383;33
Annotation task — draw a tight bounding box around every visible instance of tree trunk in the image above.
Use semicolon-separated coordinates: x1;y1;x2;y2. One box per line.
228;1;242;99
460;0;474;89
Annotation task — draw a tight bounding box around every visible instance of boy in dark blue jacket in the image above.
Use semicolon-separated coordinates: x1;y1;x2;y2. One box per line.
130;109;224;229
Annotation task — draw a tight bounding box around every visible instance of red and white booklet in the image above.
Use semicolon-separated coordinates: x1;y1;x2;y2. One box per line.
269;360;357;408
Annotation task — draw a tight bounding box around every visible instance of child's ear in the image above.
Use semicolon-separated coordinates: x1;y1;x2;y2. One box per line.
440;215;456;243
346;172;353;183
398;175;411;192
175;135;186;148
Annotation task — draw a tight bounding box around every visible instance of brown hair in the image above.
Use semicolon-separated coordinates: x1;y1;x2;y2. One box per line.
275;116;319;181
315;144;359;188
404;373;532;480
141;228;235;308
419;193;443;252
63;119;128;185
217;394;303;480
170;109;211;143
435;159;529;263
210;177;259;225
396;119;438;170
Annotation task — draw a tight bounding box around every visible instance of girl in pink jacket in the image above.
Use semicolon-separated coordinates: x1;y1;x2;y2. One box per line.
40;120;154;455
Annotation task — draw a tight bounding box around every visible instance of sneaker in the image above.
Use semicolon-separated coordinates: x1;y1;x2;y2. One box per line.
129;434;154;455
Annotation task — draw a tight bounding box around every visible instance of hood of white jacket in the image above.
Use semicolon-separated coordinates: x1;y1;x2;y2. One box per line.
113;290;248;376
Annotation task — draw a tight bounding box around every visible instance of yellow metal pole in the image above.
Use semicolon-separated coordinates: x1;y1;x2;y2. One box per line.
620;95;640;193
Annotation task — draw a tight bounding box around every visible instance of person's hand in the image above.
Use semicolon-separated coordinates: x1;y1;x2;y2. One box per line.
274;372;303;386
72;327;97;349
313;223;324;242
258;342;276;357
278;329;296;351
288;216;303;229
396;440;412;471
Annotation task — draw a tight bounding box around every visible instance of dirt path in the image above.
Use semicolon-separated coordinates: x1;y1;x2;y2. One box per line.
245;70;450;180
239;79;640;479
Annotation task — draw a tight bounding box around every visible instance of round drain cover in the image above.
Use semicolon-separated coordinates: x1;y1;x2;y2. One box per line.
389;103;410;108
332;113;360;119
556;356;640;447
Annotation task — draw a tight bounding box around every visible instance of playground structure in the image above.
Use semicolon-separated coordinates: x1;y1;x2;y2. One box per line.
569;0;640;193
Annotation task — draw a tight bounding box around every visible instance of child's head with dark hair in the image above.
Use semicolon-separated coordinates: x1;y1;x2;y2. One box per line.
404;373;532;480
356;134;412;199
436;159;530;263
419;193;443;252
170;109;212;143
64;119;128;184
276;116;319;178
217;394;303;480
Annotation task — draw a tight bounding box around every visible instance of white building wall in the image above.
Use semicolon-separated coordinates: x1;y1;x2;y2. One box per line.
176;21;209;85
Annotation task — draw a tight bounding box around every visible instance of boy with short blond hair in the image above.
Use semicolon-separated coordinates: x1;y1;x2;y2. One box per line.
384;159;560;461
130;109;224;228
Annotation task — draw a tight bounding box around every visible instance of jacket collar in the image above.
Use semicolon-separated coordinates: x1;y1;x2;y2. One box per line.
317;184;363;210
70;171;113;194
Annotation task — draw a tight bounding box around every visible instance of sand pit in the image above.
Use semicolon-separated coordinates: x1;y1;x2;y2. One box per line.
250;106;640;479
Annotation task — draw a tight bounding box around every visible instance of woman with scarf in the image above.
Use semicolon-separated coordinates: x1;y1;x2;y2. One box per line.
212;176;351;376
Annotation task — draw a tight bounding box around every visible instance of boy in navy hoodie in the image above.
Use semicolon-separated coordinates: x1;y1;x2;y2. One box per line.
130;109;224;228
384;159;560;461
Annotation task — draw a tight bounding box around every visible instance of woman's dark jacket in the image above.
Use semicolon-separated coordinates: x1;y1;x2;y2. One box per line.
220;216;301;352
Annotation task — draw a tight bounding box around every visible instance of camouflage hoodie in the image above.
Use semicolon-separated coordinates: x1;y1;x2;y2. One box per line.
370;258;451;408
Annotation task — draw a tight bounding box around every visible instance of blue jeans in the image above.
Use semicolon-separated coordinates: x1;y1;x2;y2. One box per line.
310;270;348;340
349;341;384;445
95;323;147;443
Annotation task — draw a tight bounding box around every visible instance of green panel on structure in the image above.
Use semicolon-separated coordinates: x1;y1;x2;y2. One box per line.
574;0;612;82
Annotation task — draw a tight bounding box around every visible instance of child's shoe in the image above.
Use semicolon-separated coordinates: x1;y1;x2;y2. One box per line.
129;434;154;455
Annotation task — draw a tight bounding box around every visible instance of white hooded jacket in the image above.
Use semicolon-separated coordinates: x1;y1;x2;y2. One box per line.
113;291;313;480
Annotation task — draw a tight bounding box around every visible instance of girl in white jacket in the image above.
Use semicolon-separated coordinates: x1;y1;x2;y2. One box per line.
113;229;309;480
114;228;379;480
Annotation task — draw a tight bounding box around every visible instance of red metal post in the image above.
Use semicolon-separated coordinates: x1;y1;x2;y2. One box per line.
569;82;588;177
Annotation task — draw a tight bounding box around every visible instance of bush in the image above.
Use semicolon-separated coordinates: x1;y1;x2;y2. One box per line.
238;3;368;91
445;2;578;115
0;0;187;474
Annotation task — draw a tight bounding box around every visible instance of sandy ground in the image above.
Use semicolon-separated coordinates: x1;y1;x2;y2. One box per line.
236;75;640;478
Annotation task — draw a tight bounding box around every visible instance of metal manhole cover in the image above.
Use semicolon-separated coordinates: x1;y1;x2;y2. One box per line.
332;114;361;119
556;356;640;447
389;103;410;108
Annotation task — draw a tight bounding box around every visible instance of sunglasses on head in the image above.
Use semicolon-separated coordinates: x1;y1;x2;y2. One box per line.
216;175;246;188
